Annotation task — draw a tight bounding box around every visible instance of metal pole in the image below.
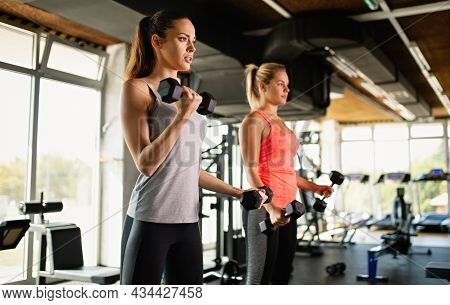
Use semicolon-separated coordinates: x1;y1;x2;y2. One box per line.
226;128;234;259
216;152;225;263
25;33;41;285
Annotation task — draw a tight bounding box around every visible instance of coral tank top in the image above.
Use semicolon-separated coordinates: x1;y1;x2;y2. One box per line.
255;109;300;209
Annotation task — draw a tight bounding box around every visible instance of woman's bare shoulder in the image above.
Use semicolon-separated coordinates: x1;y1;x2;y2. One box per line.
242;111;267;128
122;78;153;109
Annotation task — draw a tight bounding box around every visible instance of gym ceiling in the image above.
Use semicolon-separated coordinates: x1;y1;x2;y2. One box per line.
1;0;449;124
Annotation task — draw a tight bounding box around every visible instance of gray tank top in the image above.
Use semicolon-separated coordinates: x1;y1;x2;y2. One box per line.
126;81;207;223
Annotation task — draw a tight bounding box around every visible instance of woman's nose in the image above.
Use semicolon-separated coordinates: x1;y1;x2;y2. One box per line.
188;40;196;53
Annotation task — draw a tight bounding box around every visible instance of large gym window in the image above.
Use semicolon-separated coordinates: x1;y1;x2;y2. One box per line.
340;121;450;218
0;20;107;284
36;79;101;266
373;124;410;214
341;141;375;214
0;69;32;284
410;138;447;214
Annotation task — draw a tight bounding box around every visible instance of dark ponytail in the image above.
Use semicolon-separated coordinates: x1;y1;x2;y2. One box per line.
125;10;189;80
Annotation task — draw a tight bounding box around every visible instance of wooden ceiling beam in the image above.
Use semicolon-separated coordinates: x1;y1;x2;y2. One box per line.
0;0;121;46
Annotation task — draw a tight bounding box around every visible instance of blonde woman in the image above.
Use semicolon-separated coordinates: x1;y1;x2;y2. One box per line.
239;63;333;284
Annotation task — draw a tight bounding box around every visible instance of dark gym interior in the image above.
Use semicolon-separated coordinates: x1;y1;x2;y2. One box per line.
0;0;449;286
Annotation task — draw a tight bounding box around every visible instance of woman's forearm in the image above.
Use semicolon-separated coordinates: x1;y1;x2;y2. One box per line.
243;167;275;212
199;170;242;198
296;175;319;193
244;167;265;189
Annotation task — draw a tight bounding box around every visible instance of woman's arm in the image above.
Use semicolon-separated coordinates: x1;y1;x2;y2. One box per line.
199;169;242;198
296;175;333;198
239;113;267;187
120;79;198;177
239;113;289;226
239;114;277;212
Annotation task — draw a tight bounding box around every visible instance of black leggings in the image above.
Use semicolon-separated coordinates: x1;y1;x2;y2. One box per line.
242;209;297;284
120;216;203;285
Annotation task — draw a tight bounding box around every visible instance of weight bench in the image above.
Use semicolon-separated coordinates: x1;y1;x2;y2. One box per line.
425;262;450;281
30;222;119;285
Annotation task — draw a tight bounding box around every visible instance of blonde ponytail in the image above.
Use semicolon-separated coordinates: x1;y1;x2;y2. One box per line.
245;64;260;110
244;63;286;110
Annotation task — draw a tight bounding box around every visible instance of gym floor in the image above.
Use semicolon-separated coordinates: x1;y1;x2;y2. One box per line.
288;229;450;285
291;243;449;285
63;231;449;285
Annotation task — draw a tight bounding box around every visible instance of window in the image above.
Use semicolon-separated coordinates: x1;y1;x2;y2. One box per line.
374;123;408;141
341;126;372;141
341;141;374;214
47;41;105;80
36;78;100;266
341;141;374;173
373;139;411;214
0;69;32;284
0;23;34;69
411;123;443;138
341;121;450;217
1;20;107;284
410;138;447;214
374;141;409;173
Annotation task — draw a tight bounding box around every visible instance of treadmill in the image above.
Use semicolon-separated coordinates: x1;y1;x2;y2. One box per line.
366;172;411;230
413;169;450;233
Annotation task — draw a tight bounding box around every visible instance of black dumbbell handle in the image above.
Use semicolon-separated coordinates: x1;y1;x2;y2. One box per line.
319;182;336;201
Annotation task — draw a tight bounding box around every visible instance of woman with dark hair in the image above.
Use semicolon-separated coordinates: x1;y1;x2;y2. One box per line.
120;11;266;285
239;63;334;284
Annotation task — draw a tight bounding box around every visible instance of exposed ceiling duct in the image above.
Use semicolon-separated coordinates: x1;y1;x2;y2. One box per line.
23;1;434;121
260;15;432;120
191;43;332;122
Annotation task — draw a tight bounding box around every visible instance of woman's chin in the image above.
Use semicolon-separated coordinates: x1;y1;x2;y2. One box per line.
178;62;191;72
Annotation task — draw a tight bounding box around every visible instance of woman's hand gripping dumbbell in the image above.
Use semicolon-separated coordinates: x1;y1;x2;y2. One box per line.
312;171;345;212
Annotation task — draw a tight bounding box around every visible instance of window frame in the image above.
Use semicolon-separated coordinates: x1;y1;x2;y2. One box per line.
0;20;107;284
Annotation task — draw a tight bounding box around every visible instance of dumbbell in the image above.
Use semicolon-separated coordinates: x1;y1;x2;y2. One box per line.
240;186;273;211
313;170;345;212
325;262;346;276
259;200;306;235
157;77;217;115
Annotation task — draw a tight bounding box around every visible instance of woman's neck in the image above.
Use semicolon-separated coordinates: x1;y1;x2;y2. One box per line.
144;62;178;90
259;102;278;117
